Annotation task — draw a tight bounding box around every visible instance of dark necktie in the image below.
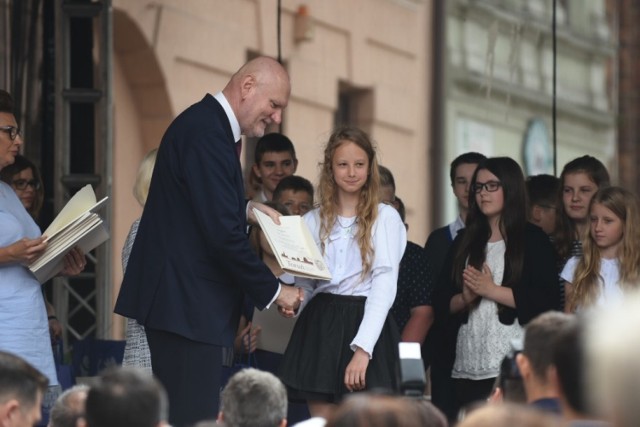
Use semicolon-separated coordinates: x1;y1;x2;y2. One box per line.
235;139;242;158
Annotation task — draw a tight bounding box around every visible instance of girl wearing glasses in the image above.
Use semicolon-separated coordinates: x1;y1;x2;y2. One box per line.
0;154;44;222
431;157;560;419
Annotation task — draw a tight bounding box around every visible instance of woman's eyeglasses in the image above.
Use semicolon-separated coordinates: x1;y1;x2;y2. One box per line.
0;126;21;141
12;179;41;191
473;181;502;193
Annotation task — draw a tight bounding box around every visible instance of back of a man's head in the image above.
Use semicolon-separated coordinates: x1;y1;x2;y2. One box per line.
522;311;573;383
48;385;89;427
0;350;49;414
219;368;287;427
84;367;167;427
552;316;590;417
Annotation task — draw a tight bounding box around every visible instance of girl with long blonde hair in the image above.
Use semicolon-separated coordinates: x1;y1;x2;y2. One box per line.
279;127;407;418
562;186;640;312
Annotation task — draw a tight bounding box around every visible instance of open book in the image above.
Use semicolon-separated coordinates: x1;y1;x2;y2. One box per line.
252;208;331;281
28;184;110;283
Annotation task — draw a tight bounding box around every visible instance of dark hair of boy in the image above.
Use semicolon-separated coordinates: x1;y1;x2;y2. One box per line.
273;175;314;202
526;174;559;208
254;133;297;164
449;152;487;185
378;165;396;191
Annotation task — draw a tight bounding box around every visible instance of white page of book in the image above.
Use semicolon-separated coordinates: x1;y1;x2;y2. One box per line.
43;184;106;239
253;209;331;280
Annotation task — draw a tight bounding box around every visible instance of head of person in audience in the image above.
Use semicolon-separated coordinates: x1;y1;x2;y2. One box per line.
218;368;287;427
0;91;23;171
456;403;561;427
586;291;640;427
133;148;158;208
325;393;445;427
48;385;89;427
550;314;603;423
378;165;399;210
449;152;487;222
525;174;559;236
374;165;408;230
516;311;573;407
567;186;640;312
0;351;49;427
252;133;298;201
0;154;44;221
249;201;290;263
80;367;168;427
273;175;314;216
554;155;610;260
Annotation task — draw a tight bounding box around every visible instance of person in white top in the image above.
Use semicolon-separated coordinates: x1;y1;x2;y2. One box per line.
431;157;559;420
562;186;640;312
278;127;407;419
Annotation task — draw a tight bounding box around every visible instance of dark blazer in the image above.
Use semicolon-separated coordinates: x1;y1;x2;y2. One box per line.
424;225;454;283
114;94;278;347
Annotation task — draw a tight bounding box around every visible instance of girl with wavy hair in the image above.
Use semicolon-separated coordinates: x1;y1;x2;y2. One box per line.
431;157;559;419
279;127;407;418
554;156;610;307
562;186;640;312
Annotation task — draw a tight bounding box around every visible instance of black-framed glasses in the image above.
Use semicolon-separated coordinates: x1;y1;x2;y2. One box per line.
0;126;21;141
473;181;502;193
12;179;40;191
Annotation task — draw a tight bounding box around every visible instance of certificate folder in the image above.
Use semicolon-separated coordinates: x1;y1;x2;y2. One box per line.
252;208;331;281
29;185;110;283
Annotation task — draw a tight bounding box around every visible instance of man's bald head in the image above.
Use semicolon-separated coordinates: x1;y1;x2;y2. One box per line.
223;57;291;138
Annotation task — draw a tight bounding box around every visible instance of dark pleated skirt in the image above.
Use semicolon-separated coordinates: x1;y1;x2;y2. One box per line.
278;292;400;403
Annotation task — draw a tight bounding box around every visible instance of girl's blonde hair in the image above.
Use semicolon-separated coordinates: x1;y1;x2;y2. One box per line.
317;127;380;276
133;148;158;207
568;186;640;311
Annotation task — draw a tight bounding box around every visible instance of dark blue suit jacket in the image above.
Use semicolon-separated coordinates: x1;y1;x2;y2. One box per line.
114;94;279;347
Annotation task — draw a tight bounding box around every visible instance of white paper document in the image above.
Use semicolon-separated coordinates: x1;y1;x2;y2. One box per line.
29;184;110;283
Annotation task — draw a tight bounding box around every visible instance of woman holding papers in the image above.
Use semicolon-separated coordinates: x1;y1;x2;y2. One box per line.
0;155;63;343
0;90;85;419
279;127;407;418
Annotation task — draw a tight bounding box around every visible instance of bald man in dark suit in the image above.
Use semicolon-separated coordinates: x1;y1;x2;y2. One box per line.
115;57;302;427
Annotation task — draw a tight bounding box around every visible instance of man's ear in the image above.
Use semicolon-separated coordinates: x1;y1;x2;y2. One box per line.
0;399;21;427
279;418;287;427
240;74;256;100
516;352;531;379
76;416;87;427
293;158;299;173
217;411;225;424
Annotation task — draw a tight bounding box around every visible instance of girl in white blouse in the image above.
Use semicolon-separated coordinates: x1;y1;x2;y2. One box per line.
562;186;640;312
279;127;407;419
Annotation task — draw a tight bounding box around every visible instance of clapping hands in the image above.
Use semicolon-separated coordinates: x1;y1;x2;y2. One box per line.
463;263;495;298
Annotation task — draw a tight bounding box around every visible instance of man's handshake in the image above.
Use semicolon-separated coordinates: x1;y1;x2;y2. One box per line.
275;285;304;318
